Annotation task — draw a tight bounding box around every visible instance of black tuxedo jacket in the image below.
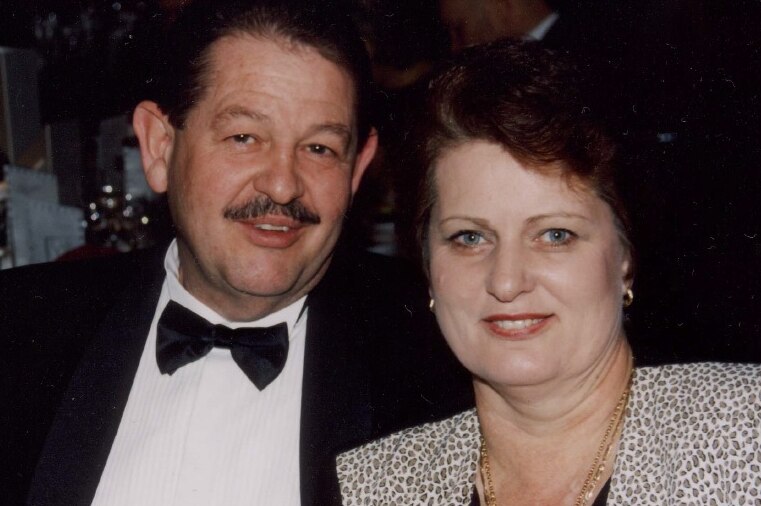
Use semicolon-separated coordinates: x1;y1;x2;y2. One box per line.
0;243;472;505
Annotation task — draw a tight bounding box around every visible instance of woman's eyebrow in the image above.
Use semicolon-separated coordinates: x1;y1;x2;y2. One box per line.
438;216;492;228
525;212;591;225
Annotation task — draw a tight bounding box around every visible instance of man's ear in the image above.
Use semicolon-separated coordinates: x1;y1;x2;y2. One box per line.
350;128;379;195
132;100;175;194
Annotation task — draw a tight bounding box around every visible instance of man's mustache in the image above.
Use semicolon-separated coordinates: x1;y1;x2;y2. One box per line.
223;196;321;224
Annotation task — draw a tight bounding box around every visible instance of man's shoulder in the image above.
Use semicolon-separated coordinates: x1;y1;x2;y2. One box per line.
319;247;427;295
310;248;431;320
0;249;159;299
1;249;163;354
0;249;165;500
312;247;474;433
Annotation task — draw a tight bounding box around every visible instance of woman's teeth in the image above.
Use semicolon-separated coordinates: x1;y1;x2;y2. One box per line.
493;318;543;330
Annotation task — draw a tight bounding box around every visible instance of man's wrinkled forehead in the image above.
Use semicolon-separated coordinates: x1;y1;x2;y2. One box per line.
205;35;357;116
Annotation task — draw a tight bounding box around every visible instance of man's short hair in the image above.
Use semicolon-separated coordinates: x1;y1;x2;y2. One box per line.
152;0;373;145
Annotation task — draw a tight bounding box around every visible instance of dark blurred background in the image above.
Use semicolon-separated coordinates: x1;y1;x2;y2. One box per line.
1;0;760;364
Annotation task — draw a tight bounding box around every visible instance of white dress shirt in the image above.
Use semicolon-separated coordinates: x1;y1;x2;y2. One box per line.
91;240;307;506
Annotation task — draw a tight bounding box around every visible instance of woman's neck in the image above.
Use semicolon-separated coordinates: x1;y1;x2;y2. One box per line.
474;338;633;505
476;338;632;432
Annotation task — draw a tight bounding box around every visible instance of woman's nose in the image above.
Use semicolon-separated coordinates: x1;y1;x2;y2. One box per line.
486;244;534;302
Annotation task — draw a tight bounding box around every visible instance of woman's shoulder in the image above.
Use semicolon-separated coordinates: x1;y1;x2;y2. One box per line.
337;409;479;505
626;362;760;442
633;362;761;403
338;408;478;469
611;363;761;502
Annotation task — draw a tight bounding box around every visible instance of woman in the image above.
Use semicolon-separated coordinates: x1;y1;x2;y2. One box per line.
337;40;761;505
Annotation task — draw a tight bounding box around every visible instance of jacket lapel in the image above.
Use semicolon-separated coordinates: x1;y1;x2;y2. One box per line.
27;255;164;505
299;255;373;506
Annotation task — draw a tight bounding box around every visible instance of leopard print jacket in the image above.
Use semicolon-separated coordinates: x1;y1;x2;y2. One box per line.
337;363;761;505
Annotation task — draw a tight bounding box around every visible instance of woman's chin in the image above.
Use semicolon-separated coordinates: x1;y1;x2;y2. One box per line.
471;358;562;391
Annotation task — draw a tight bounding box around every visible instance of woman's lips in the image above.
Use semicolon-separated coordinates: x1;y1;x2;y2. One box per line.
482;313;552;339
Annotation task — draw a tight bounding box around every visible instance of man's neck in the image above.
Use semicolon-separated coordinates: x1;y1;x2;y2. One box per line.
179;269;311;322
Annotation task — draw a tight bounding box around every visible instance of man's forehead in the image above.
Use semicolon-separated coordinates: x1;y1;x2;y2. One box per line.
197;35;357;120
204;34;353;94
171;34;360;153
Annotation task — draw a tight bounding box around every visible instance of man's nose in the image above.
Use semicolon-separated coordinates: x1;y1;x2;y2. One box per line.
252;148;304;204
486;244;535;303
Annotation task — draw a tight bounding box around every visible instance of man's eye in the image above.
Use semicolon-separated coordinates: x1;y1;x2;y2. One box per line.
450;230;485;247
229;134;255;144
307;144;334;156
538;228;576;246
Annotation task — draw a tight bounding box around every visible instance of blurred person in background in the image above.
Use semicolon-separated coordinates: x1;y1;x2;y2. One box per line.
438;0;558;52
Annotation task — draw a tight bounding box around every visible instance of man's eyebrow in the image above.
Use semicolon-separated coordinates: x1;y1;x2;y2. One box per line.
211;107;353;147
211;106;270;128
309;123;353;145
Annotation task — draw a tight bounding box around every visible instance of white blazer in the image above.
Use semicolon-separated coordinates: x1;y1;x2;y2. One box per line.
338;363;761;505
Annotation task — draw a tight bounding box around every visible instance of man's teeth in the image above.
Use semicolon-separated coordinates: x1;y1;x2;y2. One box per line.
493;318;543;330
255;224;290;232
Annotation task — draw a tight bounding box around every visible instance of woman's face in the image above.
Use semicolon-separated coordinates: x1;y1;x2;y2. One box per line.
428;141;630;389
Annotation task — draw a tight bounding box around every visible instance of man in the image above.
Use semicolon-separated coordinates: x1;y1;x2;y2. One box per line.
0;1;470;504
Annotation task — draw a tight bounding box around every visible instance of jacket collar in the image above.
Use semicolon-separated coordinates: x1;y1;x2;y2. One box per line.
27;250;165;505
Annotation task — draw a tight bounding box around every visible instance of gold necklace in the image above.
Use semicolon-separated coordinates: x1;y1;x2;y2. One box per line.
478;371;633;506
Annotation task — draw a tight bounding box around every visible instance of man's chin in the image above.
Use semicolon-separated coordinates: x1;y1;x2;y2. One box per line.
227;273;312;308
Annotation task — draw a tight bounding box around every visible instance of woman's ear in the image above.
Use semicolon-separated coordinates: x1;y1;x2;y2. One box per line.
132;101;175;193
621;250;634;290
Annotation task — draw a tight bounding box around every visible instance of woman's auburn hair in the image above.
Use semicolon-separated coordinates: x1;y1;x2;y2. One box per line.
413;39;633;278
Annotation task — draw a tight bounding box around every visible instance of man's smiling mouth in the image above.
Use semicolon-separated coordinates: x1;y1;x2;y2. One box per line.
255;224;292;232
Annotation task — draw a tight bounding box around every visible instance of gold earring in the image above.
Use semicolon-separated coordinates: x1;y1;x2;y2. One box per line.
623;288;634;308
429;298;435;312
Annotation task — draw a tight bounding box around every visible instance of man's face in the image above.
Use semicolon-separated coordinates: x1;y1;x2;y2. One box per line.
139;35;376;320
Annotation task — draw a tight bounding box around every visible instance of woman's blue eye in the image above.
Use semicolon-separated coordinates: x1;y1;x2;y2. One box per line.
541;228;574;244
452;231;484;246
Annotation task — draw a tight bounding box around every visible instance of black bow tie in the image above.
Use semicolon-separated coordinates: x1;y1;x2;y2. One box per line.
156;300;289;390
